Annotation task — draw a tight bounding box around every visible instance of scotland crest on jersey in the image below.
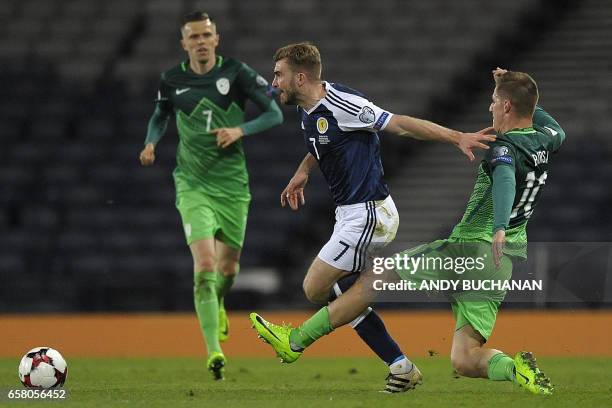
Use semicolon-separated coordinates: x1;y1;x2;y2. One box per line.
298;81;394;205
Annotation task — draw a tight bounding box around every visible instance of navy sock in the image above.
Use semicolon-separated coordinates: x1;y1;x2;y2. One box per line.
331;273;404;365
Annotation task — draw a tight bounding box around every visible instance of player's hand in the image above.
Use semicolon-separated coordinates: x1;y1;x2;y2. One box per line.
457;131;496;162
211;127;244;148
492;229;506;268
281;171;308;210
139;143;156;166
477;126;496;135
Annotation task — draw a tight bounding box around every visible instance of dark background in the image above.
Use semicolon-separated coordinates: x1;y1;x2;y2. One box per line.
1;0;610;312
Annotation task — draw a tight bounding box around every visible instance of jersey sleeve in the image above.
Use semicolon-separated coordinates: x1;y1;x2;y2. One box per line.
533;105;565;152
154;75;174;113
235;62;276;111
485;139;518;170
325;89;393;132
234;62;283;136
144;76;173;146
492;164;517;232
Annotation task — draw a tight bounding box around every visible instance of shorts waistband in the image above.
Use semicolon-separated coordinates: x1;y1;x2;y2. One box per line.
337;195;392;210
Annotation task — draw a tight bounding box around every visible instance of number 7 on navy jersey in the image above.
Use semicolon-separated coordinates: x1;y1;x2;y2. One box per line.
309;137;320;160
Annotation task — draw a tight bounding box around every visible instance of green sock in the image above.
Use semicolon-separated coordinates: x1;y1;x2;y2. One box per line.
487;352;515;381
289;306;333;349
194;271;221;355
216;271;237;304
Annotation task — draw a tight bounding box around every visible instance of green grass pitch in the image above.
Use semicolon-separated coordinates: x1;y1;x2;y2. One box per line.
0;357;610;407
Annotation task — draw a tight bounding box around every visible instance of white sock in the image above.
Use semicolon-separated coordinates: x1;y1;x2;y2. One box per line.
389;356;414;375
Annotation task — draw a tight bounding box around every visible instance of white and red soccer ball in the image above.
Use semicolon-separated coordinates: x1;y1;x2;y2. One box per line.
18;347;67;389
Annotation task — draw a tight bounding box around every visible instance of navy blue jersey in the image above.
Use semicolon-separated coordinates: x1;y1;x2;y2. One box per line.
299;82;393;205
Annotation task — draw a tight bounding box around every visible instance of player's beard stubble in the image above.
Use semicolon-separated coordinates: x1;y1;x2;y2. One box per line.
280;87;299;106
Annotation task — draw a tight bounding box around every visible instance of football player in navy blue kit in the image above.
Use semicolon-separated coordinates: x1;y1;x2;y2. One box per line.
250;42;495;392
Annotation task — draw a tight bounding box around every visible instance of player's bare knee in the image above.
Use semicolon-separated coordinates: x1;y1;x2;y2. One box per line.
217;260;238;277
450;355;468;376
451;354;479;378
302;280;327;304
303;286;324;304
308;292;327;304
193;258;216;273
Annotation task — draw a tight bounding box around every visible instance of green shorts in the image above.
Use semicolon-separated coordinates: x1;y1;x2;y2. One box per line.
175;189;250;249
395;239;513;340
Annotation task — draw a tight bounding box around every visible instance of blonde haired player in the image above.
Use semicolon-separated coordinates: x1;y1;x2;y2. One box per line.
251;42;494;392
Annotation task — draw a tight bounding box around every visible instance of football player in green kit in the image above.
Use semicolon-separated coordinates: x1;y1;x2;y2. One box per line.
139;11;283;380
252;68;561;395
388;69;562;395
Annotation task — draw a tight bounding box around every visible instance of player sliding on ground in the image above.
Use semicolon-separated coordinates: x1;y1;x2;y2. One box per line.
139;11;283;380
252;67;561;395
250;42;494;392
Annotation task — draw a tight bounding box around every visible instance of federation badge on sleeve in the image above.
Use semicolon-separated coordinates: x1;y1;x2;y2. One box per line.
493;146;509;157
216;78;230;95
358;106;375;124
491;145;513;164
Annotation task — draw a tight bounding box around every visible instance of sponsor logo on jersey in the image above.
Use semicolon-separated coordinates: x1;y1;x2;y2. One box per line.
317;117;329;134
358;106;376;124
544;126;558;136
373;111;390;130
175;88;190;95
256;75;268;86
184;223;192;238
216;78;230;95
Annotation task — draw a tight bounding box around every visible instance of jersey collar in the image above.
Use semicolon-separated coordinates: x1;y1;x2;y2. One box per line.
506;126;536;135
303;81;330;115
181;56;223;75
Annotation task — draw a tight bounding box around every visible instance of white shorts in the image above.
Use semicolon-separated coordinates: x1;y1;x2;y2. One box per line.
318;195;399;272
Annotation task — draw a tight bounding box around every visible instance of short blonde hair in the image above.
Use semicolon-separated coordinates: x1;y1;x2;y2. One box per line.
274;42;322;80
495;71;539;117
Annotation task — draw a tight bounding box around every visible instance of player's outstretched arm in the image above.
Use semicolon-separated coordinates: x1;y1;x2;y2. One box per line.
384;115;496;162
140;105;171;166
281;153;317;210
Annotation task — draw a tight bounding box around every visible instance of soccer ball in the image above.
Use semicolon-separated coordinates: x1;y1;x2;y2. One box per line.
18;347;67;389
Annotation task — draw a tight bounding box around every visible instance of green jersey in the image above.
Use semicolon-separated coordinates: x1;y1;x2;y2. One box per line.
155;56;277;198
449;106;566;257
